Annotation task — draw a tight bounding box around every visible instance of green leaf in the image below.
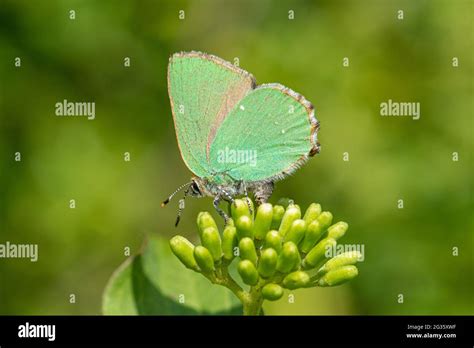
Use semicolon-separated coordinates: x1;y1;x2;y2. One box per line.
102;235;242;315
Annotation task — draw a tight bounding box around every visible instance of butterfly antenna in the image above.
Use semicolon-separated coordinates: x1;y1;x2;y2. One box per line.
175;188;190;227
161;181;192;207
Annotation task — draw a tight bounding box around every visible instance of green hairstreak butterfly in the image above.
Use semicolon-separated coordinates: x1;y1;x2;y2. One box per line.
162;51;320;225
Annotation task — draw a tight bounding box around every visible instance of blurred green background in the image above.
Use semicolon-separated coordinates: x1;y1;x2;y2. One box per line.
0;0;472;315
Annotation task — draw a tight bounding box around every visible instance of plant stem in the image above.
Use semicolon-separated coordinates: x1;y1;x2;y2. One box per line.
205;262;247;304
205;261;265;315
242;286;264;315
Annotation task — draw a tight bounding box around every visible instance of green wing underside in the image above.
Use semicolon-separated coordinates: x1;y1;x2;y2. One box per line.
169;52;315;184
168;53;254;178
209;86;315;183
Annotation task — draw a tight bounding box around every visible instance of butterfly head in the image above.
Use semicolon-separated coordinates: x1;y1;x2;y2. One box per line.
189;178;204;197
161;177;211;227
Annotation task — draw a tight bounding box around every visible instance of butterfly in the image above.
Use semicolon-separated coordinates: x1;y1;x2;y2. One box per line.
162;51;320;225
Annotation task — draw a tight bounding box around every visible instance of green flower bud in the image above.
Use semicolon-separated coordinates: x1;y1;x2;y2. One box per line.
293;204;302;215
201;227;222;262
239;237;258;266
235;215;254;240
303;203;322;225
317;211;333;229
327;221;348;240
253;203;273;240
292;248;302;271
318;265;358;287
270;205;285;230
276;241;299;273
258;248;278;278
238;260;259;286
231;199;252;219
261;284;283;301
263;230;282;254
284;219;306;245
303;238;336;270
278;206;301;237
317;251;362;277
222;225;237;261
282;271;311;290
197;212;218;238
169;236;199;271
226;217;235;227
193;246;215;273
300;220;324;253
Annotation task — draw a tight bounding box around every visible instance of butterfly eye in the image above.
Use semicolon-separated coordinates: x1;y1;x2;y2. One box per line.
191;181;201;196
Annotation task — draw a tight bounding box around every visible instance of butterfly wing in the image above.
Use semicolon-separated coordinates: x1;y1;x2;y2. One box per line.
209;83;319;183
168;51;256;177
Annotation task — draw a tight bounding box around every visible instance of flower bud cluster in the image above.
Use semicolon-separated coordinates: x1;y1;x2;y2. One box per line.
170;198;361;303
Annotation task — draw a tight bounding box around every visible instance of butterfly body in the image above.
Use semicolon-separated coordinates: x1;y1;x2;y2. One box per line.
163;51;320;224
190;175;274;203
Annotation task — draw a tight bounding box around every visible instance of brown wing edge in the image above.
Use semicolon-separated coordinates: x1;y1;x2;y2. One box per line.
167;51;256;176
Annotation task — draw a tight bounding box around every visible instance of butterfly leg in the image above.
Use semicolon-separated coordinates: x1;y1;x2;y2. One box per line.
213;195;230;223
254;181;274;205
239;180;253;216
221;190;235;205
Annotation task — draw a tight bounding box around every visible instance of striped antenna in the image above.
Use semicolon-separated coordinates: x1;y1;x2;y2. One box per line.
161;181;192;207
